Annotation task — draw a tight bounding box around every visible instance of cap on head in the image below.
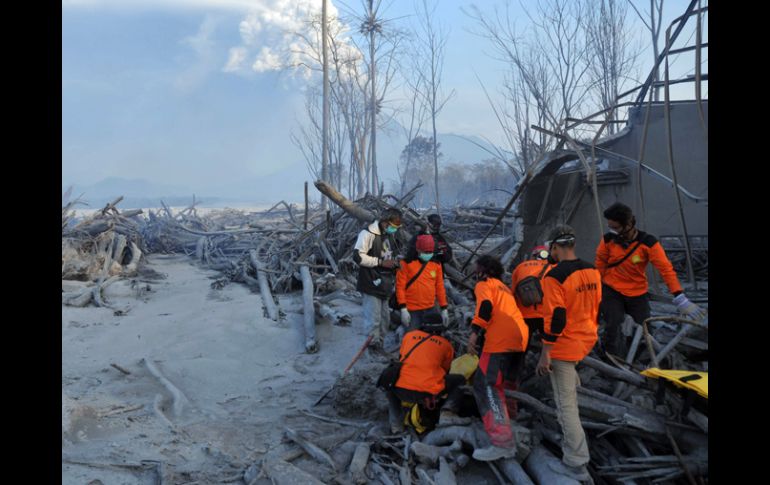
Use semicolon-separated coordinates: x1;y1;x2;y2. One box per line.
420;311;444;334
547;225;576;247
427;214;441;225
416;234;435;253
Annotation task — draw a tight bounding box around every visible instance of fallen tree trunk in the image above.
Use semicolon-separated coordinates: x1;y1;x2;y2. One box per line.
498;458;535;485
315;181;375;223
523;446;581;485
581;356;647;386
348;442;370;484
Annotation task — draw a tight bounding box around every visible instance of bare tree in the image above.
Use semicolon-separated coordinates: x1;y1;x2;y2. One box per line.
466;0;614;237
351;0;405;196
291;85;349;193
287;4;403;200
413;0;454;213
626;0;664;101
395;66;429;196
584;0;642;133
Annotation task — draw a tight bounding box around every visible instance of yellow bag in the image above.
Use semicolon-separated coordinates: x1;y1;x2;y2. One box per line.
450;353;479;383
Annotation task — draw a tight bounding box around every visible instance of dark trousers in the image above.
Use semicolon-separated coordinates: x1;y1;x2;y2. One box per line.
386;373;466;431
600;284;650;357
388;373;465;413
472;352;524;448
409;308;437;330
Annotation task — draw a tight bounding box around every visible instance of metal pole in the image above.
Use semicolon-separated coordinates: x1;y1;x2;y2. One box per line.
663;28;697;289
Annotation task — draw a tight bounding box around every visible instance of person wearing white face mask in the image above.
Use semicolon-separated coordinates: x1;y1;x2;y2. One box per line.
353;208;404;351
596;202;706;358
395;235;450;333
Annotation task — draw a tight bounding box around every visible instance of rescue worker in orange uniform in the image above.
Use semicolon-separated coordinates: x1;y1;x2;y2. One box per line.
510;245;553;337
385;312;466;433
396;235;449;330
536;225;602;482
467;255;529;462
596;203;706;357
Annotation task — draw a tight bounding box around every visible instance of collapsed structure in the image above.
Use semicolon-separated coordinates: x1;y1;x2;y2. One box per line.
61;3;707;484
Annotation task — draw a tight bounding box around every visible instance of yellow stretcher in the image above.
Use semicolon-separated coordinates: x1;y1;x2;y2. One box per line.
641;368;708;399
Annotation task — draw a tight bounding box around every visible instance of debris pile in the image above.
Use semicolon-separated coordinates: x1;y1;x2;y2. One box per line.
61;183;708;483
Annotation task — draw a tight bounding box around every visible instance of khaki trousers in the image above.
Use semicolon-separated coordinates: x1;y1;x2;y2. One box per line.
549;359;590;467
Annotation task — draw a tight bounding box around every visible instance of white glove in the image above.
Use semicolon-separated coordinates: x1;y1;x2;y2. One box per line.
441;309;449;326
400;308;411;326
672;294;706;320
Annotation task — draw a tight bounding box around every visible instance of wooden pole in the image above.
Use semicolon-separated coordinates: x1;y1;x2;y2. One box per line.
304;181;309;230
300;264;318;353
321;0;330;211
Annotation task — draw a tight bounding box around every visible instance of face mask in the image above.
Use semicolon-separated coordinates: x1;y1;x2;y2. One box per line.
547;254;558;265
608;229;619;236
430;224;441;233
385;225;398;234
418;253;433;262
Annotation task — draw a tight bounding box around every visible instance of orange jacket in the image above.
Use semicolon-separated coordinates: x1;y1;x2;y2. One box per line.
396;329;454;395
396;260;448;311
541;260;602;361
595;231;682;297
471;278;529;353
510;260;553;319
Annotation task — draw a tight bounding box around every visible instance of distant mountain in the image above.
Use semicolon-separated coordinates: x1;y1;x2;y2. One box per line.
63;129;504;208
64;177;189;199
63;177;228;209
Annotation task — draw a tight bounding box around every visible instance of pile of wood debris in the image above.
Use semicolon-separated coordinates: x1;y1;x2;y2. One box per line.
61;182;708;484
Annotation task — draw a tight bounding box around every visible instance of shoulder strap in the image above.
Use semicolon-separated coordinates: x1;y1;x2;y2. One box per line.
405;261;429;290
537;262;550;279
400;334;433;363
606;240;643;269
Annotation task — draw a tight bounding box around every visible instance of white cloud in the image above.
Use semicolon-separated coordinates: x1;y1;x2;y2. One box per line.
224;0;356;81
65;0;362;85
224;46;248;72
251;46;281;72
174;14;221;93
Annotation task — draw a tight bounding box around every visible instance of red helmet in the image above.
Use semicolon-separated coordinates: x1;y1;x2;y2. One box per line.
416;234;435;253
531;245;549;260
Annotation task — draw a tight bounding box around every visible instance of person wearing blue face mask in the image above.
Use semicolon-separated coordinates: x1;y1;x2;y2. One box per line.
353;208;404;351
395;235;450;333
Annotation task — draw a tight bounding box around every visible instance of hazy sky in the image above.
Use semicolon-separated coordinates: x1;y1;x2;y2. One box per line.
62;0;704;197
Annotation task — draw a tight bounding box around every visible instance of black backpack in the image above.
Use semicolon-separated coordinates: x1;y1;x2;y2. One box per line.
514;262;551;307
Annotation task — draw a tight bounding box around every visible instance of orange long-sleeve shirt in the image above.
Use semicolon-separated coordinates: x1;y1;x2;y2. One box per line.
395;329;454;395
595;231;682;297
510;260;553;319
471;277;529;353
541;259;602;361
396;260;447;311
